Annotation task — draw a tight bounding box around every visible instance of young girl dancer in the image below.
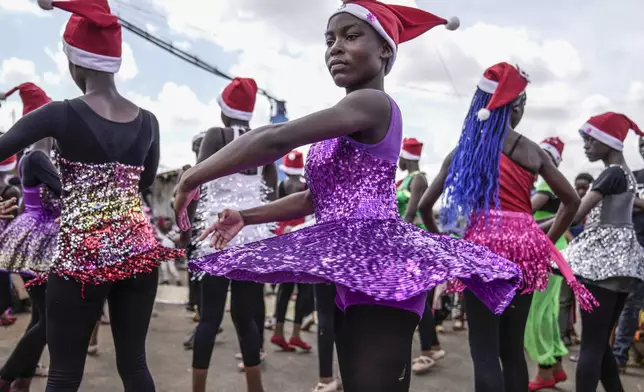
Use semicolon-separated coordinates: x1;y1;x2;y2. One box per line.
175;3;522;391
0;1;183;390
271;150;314;352
0;136;60;392
418;62;595;392
554;113;644;392
190;77;276;392
0;155;21;327
396;137;445;373
524;137;569;391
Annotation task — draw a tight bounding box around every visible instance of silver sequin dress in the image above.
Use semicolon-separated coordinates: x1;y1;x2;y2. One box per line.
563;165;644;292
191;126;274;258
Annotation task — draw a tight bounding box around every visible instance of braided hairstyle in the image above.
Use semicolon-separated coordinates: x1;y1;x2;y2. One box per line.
440;89;527;231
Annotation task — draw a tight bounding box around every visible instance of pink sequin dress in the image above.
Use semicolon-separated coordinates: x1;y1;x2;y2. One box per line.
190;96;522;315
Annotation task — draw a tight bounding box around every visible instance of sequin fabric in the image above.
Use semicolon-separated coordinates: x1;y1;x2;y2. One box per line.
564;200;644;282
464;210;551;294
191;170;274;259
51;155;184;285
0;184;60;278
191;135;522;314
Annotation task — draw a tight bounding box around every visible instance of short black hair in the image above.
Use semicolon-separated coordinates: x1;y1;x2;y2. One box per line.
575;172;594;183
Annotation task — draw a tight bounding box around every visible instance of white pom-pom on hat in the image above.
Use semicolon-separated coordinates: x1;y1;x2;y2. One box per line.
288;153;296;161
445;17;460;31
477;108;491;121
37;0;54;10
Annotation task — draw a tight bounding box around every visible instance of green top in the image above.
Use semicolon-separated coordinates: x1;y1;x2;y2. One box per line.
396;171;427;229
533;181;568;250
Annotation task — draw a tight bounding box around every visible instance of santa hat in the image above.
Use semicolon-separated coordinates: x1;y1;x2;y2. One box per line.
1;83;52;116
0;155;17;172
279;150;305;176
38;0;122;73
192;131;206;144
580;112;643;152
331;1;459;75
400;137;423;160
477;62;530;121
217;78;258;121
539;137;565;165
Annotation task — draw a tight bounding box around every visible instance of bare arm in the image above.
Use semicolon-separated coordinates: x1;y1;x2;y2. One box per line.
540;191;601;232
531;193;550;212
402;174;427;224
536;149;580;243
418;151;454;233
240;190;314;226
179;90;390;191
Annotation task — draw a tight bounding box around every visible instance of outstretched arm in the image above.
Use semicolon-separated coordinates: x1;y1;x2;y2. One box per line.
418;151;454;233
179;90;390;192
0;103;61;161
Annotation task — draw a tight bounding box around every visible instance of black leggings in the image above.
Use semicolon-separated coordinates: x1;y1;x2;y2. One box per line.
417;289;440;351
0;282;46;381
315;284;336;379
465;290;533;392
0;271;11;316
192;275;264;369
335;305;419;392
45;270;158;392
576;284;627;392
274;283;313;324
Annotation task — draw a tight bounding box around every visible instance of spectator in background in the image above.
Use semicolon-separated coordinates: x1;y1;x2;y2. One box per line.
156;217;181;286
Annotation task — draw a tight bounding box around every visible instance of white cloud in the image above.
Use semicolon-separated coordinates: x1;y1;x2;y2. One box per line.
0;58;40;86
0;0;49;16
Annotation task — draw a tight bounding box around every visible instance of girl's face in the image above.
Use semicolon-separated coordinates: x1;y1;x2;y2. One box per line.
325;13;392;88
582;134;611;162
575;179;590;198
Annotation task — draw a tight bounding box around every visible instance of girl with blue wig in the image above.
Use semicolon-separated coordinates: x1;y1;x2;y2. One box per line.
418;62;597;392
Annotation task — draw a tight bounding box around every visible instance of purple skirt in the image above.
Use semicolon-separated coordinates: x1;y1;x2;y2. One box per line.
190;218;522;314
0;211;58;276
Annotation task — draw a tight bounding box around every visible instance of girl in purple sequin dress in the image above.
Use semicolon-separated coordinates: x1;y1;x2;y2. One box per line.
176;2;520;391
0;1;182;391
0;138;60;392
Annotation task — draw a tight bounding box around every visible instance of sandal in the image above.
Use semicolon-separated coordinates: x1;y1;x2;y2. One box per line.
411;356;435;375
528;376;556;391
0;309;15;327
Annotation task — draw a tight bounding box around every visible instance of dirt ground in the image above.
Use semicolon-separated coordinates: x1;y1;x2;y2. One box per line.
2;282;644;391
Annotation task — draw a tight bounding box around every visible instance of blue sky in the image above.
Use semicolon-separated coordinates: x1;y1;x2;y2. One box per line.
1;0;643;179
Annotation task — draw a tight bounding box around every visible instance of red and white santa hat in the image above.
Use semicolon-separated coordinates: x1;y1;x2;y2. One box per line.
217;78;258;121
400;137;423;161
539;137;565;165
477;62;530;121
0;155;17;172
38;0;122;73
1;83;52;116
279;150;305;176
580;112;643;152
330;1;459;75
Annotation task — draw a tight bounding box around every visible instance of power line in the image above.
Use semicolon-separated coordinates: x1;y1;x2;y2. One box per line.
115;15;284;105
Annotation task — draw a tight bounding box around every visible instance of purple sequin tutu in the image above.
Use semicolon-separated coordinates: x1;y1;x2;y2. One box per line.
0;185;60;277
191;97;522;314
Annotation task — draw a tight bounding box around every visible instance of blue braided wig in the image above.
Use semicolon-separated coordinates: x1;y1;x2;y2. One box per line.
440;88;514;231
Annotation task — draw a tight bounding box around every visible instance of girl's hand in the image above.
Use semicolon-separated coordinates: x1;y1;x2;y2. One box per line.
0;197;18;219
199;209;245;250
173;174;200;232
